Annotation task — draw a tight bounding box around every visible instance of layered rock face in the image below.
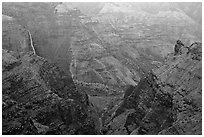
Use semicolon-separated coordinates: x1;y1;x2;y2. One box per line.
69;2;201;90
2;49;101;135
2;13;101;134
2;2;202;135
2;2;73;75
104;42;202;135
3;2;201;89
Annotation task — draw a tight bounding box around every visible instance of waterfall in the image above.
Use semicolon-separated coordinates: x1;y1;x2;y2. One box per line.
26;29;36;55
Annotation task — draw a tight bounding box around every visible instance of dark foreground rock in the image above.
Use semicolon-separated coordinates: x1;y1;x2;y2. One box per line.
2;2;202;135
104;42;202;135
2;50;101;135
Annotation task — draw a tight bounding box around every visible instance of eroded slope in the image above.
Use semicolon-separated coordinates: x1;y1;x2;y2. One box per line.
104;42;202;135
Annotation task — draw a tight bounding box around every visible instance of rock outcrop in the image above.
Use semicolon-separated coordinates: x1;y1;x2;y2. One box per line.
2;2;202;135
3;2;201;89
2;49;101;135
104;42;202;135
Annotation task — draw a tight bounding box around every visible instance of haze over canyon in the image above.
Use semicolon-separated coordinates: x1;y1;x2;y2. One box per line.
2;2;202;135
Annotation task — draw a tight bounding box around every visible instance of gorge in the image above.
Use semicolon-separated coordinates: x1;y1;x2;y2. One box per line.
2;2;202;135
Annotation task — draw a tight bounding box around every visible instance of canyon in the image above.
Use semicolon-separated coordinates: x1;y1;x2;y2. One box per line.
2;2;202;135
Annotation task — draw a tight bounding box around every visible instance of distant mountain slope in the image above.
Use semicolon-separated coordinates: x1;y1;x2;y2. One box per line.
2;2;73;75
2;3;202;135
2;2;201;89
68;3;201;88
2;14;32;55
99;3;134;14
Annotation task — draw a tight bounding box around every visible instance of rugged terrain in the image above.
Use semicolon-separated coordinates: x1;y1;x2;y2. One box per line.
2;2;202;135
103;42;202;135
2;13;101;135
2;49;103;135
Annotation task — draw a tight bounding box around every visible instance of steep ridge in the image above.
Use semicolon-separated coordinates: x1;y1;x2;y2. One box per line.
103;42;202;135
2;50;101;135
3;2;201;89
2;14;101;135
2;3;202;135
69;2;201;90
2;2;73;75
2;6;115;133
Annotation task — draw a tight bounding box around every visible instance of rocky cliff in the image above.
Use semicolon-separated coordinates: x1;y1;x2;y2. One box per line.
2;2;202;135
2;2;73;75
2;49;102;134
3;2;201;90
2;13;101;134
103;42;202;135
